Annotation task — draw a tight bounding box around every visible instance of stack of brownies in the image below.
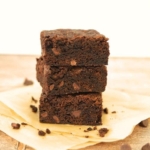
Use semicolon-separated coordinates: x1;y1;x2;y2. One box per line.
36;29;109;125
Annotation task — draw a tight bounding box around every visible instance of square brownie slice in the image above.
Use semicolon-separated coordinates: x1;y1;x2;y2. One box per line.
40;29;109;66
39;92;102;125
36;57;107;95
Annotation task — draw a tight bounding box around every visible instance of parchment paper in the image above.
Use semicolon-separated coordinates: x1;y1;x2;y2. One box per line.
0;84;150;150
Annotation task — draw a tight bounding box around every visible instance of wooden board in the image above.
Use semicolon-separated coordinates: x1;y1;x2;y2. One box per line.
0;55;150;150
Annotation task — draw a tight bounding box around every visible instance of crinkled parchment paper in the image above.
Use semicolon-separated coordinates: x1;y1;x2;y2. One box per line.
0;84;150;150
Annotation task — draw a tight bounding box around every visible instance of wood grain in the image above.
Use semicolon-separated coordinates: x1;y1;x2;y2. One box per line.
0;55;150;150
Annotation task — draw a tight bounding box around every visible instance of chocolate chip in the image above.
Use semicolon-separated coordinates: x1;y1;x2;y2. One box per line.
103;108;108;114
44;65;51;75
52;48;61;56
141;143;150;150
46;128;51;134
112;111;116;113
23;78;33;86
30;105;38;113
120;143;132;150
53;115;60;123
11;123;20;129
99;128;109;137
31;97;38;103
139;119;149;127
42;50;46;56
73;68;82;74
58;81;64;87
85;136;89;138
93;126;97;130
71;110;81;118
21;122;28;125
38;130;46;136
87;127;93;131
41;111;48;118
49;84;54;91
84;130;88;132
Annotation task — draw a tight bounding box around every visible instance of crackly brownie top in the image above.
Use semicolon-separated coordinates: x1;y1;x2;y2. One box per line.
40;29;108;41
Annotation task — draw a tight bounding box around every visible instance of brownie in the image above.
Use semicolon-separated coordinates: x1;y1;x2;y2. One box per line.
40;29;109;66
36;57;107;95
39;92;102;125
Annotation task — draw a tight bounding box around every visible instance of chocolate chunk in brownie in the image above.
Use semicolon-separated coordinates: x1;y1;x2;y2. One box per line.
36;57;107;95
39;93;102;125
40;29;109;66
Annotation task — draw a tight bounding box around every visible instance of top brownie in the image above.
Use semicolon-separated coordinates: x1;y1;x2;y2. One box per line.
40;29;109;66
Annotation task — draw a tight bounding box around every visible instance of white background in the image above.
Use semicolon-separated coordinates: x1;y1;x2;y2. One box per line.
0;0;150;57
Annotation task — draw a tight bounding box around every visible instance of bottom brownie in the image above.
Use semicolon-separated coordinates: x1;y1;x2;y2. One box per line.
39;93;102;125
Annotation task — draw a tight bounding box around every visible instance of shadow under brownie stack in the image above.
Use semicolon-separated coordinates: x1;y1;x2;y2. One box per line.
36;29;109;125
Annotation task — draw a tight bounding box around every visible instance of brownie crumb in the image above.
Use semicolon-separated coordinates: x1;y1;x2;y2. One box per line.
99;128;109;137
11;123;20;129
87;127;93;131
21;122;28;125
84;130;88;132
103;108;108;114
112;111;116;113
139;119;149;128
93;126;97;130
85;136;89;138
46;128;51;134
141;143;150;150
30;105;38;113
120;143;132;150
31;97;38;103
23;78;33;86
38;130;46;136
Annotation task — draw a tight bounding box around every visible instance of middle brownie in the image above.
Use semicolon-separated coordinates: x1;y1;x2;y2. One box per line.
36;57;107;95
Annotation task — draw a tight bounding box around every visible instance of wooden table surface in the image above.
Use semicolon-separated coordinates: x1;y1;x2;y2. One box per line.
0;55;150;150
